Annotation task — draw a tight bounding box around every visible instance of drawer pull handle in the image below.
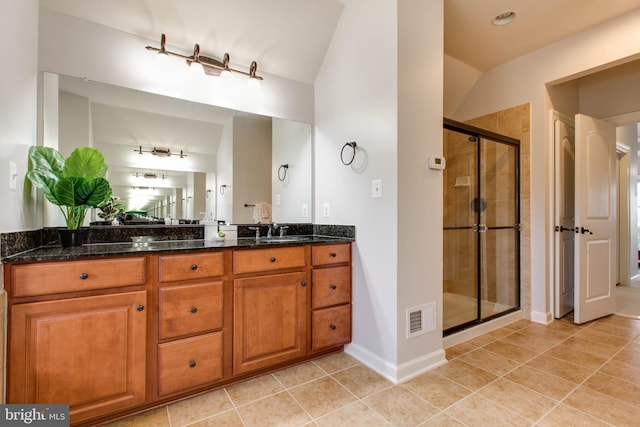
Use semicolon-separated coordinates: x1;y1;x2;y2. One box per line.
301;281;307;287
330;252;337;257
79;273;89;280
331;284;337;290
191;264;198;270
330;324;337;330
191;307;198;314
137;305;145;311
271;257;277;262
189;361;196;368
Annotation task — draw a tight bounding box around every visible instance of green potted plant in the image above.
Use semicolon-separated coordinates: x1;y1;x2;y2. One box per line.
27;146;113;247
97;195;125;224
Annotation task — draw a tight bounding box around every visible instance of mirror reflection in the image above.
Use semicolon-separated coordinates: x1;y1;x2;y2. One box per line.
47;73;313;225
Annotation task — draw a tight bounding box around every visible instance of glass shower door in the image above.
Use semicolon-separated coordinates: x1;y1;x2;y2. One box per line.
443;119;520;334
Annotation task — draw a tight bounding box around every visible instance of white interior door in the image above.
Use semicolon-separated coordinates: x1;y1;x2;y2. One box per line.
574;114;617;324
554;119;575;318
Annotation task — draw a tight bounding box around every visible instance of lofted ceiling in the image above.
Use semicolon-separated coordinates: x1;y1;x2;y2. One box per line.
40;0;640;82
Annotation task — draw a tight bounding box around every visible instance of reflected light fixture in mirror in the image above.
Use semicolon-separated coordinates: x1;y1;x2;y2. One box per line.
146;33;264;81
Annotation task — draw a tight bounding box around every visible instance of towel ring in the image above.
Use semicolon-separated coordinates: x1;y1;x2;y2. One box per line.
219;185;228;195
278;164;289;181
341;141;357;166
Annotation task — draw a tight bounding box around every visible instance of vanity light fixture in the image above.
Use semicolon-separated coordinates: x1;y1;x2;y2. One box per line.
134;146;187;158
133;172;166;180
146;33;264;81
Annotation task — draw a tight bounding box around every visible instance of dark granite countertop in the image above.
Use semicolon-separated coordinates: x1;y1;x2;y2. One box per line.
2;235;354;263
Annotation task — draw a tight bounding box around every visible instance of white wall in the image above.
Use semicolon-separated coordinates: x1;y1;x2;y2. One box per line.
216;117;234;224
315;0;445;382
0;0;39;235
272;119;312;223
453;9;640;322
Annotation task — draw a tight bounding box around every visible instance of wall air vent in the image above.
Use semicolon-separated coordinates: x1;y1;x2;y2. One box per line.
406;302;436;339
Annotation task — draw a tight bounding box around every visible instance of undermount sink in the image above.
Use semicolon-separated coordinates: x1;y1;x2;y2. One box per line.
257;236;311;243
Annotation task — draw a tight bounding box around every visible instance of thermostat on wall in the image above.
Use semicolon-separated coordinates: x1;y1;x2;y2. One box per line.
428;156;446;170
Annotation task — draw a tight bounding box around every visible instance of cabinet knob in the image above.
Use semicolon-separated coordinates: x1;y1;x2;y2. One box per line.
189;361;196;368
190;306;198;314
137;305;145;311
191;264;198;270
331;284;337;290
79;273;89;280
330;252;337;257
330;324;337;330
301;281;307;287
270;257;277;262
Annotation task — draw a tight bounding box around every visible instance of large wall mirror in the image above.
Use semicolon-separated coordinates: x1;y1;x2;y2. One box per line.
43;73;313;226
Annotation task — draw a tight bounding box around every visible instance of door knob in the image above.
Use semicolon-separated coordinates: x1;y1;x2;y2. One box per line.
554;226;572;232
578;227;593;235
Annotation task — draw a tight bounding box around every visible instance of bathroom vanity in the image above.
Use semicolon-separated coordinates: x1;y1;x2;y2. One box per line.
3;235;352;426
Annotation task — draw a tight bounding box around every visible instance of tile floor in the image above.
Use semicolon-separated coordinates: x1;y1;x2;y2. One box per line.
105;314;640;426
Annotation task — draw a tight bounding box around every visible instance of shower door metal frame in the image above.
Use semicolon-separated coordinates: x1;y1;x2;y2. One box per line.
443;118;521;335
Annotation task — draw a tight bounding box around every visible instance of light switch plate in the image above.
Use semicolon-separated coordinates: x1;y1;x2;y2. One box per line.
372;179;382;198
322;202;330;217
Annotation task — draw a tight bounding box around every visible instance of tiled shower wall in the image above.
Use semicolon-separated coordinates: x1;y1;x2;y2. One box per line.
443;104;531;316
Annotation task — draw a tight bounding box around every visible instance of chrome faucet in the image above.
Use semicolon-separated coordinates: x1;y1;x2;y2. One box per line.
248;226;260;239
267;222;278;238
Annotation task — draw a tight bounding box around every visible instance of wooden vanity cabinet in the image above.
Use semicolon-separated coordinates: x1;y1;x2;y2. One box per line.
232;246;307;375
6;257;148;425
156;251;227;397
310;244;352;351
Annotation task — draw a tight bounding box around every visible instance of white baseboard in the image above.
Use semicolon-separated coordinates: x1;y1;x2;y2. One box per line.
530;310;553;324
344;343;447;385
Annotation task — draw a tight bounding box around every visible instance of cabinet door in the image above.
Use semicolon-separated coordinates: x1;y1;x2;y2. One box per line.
233;272;307;375
8;291;147;425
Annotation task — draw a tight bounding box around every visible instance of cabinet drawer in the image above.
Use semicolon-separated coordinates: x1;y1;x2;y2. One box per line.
312;244;351;266
158;281;223;340
312;304;351;350
312;266;351;309
233;246;305;274
158;252;224;282
11;257;146;297
158;332;224;396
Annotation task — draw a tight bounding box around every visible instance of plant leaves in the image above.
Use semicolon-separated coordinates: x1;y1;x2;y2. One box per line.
28;146;65;177
63;147;108;179
26;170;60;205
54;177;112;208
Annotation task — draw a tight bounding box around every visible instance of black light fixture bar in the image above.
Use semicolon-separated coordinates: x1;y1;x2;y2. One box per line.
145;33;264;80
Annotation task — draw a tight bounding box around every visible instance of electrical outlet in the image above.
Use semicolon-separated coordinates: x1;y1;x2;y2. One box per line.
372;179;382;198
302;203;308;217
322;202;330;217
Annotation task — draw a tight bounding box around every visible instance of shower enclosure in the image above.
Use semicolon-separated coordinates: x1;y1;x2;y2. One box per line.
443;118;520;335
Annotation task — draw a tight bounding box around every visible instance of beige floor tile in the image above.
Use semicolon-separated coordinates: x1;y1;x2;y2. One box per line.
524;353;593;383
590;319;640;340
574;327;631;348
445;394;530;427
313;352;360;374
582;372;640;406
482;339;538;363
477;378;556;422
612;346;640;367
289;376;357;418
236;391;311;427
444;341;476;359
599;358;640;382
433;359;497;391
364;386;439;427
564;386;639;427
540;319;584;335
457;348;520;376
315;402;389;427
544;344;608;371
103;407;170;427
519;323;572;339
225;374;284;406
537;404;610;427
483;325;517;340
332;364;392;398
502;319;532;331
190;409;244;427
274;361;327;388
500;330;565;352
505;365;576;401
559;336;621;359
402;371;471;410
420;413;465;426
168;389;233;425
